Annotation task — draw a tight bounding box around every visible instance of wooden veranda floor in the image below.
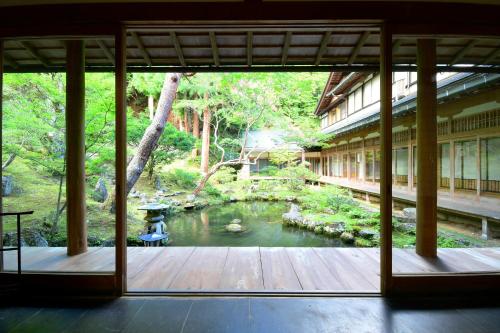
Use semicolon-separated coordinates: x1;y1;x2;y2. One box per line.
3;247;500;292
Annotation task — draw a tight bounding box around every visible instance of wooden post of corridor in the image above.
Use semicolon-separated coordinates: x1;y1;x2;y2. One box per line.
416;39;437;257
66;40;87;256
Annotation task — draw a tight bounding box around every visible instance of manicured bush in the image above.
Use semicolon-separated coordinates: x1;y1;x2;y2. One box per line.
163;168;200;189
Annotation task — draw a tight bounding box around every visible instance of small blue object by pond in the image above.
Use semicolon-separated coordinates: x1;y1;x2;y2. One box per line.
165;201;346;247
139;233;169;242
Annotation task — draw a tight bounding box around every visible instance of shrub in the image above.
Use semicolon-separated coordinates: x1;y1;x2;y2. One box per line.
209;166;237;184
204;184;222;197
163;168;200;189
259;165;279;176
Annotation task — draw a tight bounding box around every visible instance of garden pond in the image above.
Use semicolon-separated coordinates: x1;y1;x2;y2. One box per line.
163;201;347;247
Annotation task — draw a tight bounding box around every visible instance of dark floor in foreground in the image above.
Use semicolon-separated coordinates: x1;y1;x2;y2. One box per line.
1;297;500;333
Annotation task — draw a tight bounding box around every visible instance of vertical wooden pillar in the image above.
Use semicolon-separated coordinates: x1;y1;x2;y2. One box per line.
372;149;376;182
450;139;455;197
476;137;481;200
115;28;127;295
361;138;366;182
66;40;87;256
319;155;323;176
407;127;413;191
0;40;4;271
416;39;437;258
379;24;393;295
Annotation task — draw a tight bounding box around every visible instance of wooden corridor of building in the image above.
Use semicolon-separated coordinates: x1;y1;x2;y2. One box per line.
319;176;500;222
3;246;500;292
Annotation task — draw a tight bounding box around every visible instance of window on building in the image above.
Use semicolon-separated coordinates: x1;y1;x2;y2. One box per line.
455;140;477;191
374;150;380;182
439;143;450;188
413;145;417;185
394;147;408;185
339;101;347;119
480;137;500;193
356;152;363;180
372;75;380;103
409;71;417;85
365;151;374;181
347;93;355;115
354;88;363;111
321;114;328;128
363;79;372;107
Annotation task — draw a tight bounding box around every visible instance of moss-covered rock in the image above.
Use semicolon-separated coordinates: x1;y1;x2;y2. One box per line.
340;232;355;244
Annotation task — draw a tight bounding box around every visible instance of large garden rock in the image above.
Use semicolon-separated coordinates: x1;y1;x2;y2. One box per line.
3;231;27;247
2;176;13;197
396;222;416;235
282;204;304;226
231;219;242;224
323;221;346;237
225;223;243;232
359;229;378;240
340;232;355;244
403;207;416;219
92;178;108;203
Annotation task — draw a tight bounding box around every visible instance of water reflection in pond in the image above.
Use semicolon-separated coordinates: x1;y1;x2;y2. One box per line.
166;201;345;247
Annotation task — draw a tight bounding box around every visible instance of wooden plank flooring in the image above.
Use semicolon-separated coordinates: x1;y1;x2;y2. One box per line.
3;247;500;292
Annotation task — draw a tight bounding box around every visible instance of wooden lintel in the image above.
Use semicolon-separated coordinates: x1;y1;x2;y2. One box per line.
348;31;370;65
450;39;477;65
314;31;332;66
281;31;292;66
20;41;50;68
247;31;253;67
131;31;152;67
209;31;220;67
96;40;115;66
170;31;186;67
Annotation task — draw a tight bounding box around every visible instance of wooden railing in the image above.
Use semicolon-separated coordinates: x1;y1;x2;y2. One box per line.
452;109;500;134
455;178;477;191
481;180;500;193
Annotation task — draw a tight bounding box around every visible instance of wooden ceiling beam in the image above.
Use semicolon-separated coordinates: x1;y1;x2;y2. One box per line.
96;40;115;66
450;39;477;65
348;31;370;65
3;53;19;69
281;31;292;66
481;47;500;65
209;31;220;67
314;31;332;66
131;32;152;66
20;41;50;67
247;31;253;66
392;39;403;54
170;31;186;67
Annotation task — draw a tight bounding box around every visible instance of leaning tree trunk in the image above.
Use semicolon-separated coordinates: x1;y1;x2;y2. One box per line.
125;73;182;196
200;93;211;174
104;73;181;211
191;109;200;158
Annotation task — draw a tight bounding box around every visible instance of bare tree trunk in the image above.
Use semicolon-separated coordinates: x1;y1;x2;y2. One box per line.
184;109;191;133
191;109;200;158
200;95;211;174
125;73;182;196
51;161;66;234
2;153;16;171
148;95;155;120
178;115;184;132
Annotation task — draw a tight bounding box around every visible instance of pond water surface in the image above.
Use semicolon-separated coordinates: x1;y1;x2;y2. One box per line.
165;201;344;247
